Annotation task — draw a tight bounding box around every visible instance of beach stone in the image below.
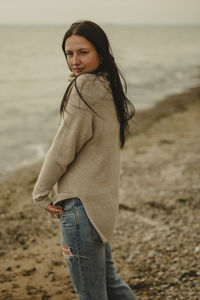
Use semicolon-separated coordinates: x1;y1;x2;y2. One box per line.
22;267;36;276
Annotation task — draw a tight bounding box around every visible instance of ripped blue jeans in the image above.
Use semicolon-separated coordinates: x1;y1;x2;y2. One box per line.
58;197;137;300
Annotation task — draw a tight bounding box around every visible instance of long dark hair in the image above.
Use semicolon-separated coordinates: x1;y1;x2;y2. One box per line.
60;20;135;148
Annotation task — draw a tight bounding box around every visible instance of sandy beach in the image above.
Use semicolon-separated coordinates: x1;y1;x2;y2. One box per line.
0;85;200;299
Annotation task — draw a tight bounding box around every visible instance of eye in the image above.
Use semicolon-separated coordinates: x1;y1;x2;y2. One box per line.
80;51;88;55
66;51;73;56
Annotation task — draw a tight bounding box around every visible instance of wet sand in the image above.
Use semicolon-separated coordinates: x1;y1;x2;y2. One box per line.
0;85;200;299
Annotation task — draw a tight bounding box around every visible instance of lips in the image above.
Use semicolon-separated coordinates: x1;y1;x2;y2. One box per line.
73;68;84;73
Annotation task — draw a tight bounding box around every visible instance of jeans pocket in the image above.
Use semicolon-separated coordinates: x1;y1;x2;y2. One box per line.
60;210;75;226
57;198;78;214
88;220;103;244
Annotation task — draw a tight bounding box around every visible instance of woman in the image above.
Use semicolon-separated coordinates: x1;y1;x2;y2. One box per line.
33;20;136;300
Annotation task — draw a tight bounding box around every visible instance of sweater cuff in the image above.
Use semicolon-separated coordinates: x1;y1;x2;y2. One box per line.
32;193;52;209
35;199;52;209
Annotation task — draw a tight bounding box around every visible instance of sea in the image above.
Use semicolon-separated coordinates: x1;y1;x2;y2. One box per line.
0;24;200;176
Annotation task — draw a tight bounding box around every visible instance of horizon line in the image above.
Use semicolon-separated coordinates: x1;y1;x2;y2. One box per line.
0;22;200;26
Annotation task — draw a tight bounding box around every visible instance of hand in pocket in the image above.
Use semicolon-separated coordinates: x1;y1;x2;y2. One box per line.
45;204;64;216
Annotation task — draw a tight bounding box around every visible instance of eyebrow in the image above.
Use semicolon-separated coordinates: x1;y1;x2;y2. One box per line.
65;47;89;52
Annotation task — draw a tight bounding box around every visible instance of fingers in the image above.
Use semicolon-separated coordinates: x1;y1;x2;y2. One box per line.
45;204;64;215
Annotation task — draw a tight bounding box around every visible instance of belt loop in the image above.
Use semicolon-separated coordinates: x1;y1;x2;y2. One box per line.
75;197;80;204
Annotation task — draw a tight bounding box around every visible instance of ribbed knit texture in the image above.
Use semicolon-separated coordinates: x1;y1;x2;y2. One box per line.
32;73;120;242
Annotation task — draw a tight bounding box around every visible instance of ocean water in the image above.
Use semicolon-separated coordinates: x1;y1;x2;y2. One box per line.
0;24;200;176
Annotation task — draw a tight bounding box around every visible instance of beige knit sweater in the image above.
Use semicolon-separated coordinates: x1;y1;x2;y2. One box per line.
32;73;120;242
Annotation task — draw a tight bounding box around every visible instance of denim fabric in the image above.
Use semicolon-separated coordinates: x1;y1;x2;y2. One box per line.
58;197;137;300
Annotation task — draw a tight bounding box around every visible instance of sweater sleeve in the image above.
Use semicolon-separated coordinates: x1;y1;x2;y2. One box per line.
32;82;93;208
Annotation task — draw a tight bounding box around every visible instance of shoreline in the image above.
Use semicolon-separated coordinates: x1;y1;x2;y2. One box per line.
130;83;200;136
1;82;200;183
0;83;200;299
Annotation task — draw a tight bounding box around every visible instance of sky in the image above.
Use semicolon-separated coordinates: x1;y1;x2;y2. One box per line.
0;0;200;25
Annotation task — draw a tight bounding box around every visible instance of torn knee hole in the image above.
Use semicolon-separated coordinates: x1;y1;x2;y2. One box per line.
62;244;73;257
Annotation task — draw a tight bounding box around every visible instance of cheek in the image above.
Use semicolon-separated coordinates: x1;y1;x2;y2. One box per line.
86;53;100;68
67;57;72;66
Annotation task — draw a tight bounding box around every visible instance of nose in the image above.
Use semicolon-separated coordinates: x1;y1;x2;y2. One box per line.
72;54;80;65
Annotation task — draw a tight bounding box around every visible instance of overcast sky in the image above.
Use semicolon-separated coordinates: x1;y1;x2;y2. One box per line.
0;0;199;25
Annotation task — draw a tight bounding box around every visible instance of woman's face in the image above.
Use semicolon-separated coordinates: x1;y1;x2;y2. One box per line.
65;35;100;75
